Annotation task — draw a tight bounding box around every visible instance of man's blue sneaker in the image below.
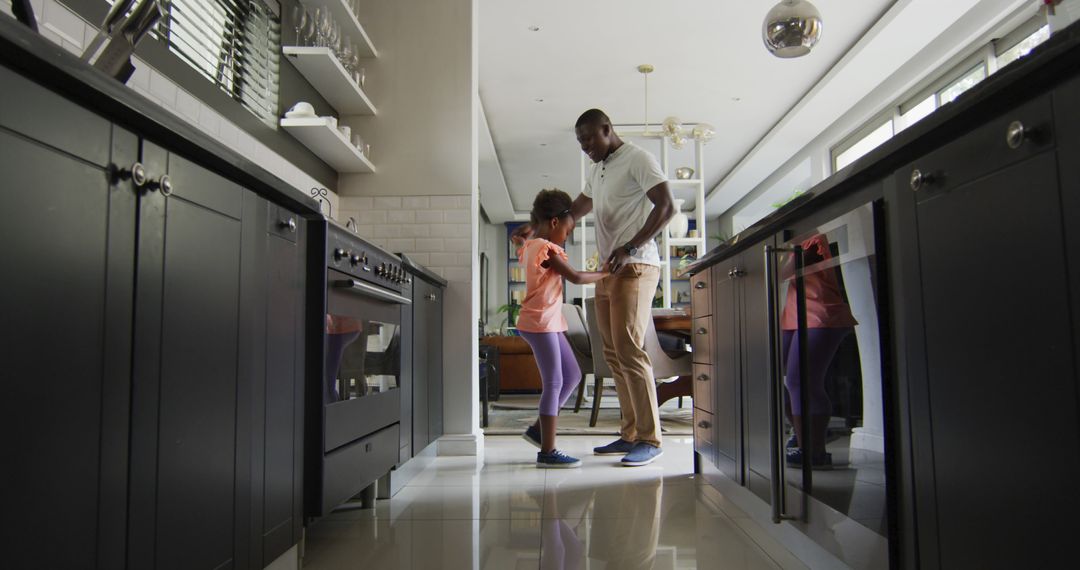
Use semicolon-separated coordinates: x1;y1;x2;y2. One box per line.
522;424;542;449
593;438;635;456
621;442;663;466
537;449;582;469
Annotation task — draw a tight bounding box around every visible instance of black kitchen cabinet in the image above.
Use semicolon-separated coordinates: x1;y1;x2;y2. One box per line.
896;93;1080;569
1056;74;1080;399
1;71;134;569
412;277;445;451
2;66;308;569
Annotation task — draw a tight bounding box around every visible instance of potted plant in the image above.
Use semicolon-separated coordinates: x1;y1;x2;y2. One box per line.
496;302;521;335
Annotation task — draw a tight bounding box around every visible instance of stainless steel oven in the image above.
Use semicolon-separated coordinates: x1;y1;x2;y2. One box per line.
307;220;411;516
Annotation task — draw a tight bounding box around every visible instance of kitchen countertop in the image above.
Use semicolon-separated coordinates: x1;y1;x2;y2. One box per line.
685;17;1080;276
0;14;323;217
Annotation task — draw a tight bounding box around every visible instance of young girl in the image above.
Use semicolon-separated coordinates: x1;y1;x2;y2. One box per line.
516;189;609;468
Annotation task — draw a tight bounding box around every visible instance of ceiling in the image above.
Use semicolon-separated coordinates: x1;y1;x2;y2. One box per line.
479;0;896;222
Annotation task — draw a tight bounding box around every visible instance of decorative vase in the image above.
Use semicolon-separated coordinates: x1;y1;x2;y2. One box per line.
670;199;689;238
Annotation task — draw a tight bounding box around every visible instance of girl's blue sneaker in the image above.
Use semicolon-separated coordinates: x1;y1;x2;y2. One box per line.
522;424;542;449
537;449;581;469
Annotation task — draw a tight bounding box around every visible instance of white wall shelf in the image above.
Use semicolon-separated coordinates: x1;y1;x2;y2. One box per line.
281;117;375;173
305;0;377;57
283;47;377;115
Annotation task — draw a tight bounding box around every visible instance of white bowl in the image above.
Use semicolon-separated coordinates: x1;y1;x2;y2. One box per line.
285;101;315;118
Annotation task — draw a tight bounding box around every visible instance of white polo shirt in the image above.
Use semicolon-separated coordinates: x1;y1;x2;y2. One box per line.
582;142;667;267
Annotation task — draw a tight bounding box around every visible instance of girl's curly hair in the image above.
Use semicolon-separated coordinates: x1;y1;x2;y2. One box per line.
529;188;573;227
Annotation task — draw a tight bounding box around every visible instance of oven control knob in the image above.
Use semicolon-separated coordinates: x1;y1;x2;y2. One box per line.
379;263;387;276
334;248;347;261
351;254;361;265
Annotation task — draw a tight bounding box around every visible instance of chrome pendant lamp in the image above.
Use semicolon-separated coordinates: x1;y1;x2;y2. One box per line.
763;0;823;58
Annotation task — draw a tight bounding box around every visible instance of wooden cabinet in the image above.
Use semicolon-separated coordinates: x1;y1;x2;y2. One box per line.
895;92;1080;569
2;67;308;570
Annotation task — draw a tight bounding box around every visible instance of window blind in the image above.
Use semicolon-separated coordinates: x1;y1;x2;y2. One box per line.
154;0;281;124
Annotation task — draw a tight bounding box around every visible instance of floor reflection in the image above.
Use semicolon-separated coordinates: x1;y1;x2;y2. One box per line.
303;437;796;569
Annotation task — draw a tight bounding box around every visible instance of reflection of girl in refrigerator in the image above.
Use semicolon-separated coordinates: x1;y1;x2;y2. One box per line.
781;234;857;469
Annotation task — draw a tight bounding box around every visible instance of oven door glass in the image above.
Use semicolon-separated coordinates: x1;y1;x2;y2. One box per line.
325;314;401;404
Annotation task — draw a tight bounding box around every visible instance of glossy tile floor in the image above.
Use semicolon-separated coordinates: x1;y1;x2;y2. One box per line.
302;436;809;569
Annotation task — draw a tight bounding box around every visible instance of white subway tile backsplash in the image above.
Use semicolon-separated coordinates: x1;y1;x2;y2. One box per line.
402;225;430;238
405;253;429;265
387;239;415;253
341;197;373;211
444;238;469;252
217;120;239;152
403;197;429;209
357;210;388;224
175;88;200;122
31;0;44;21
373;197;401;209
197;104;221;136
425;196;460;209
428;253;458;267
414;238;445;252
38;26;65;49
387;210;415;223
43;0;85;46
60;39;81;55
441;209;469;220
148;69;179;107
371;225;402;238
415;210;444;224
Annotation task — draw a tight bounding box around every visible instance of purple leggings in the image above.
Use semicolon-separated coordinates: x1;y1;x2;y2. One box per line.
519;331;582;416
781;328;851;416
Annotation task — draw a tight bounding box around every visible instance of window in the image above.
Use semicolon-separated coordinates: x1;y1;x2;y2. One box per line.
834;120;893;172
937;64;987;105
896;94;935;132
109;0;281;123
996;24;1050;69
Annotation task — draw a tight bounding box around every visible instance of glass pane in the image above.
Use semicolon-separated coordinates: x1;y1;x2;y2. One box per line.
938;65;987;105
897;94;936;132
778;204;888;538
834;121;893;172
996;25;1050;69
324;315;400;403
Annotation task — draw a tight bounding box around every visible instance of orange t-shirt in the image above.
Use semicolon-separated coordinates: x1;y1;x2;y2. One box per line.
781;234;858;330
515;238;568;333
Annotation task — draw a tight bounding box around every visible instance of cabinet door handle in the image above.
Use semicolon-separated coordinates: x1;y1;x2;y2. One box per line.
280;217;297;232
696;327;708;335
694;280;707;289
1006;120;1028;149
697;420;711;429
696;374;709;382
732;268;746;278
909;168;937;192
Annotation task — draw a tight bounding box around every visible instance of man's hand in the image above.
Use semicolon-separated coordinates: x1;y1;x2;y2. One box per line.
606;247;631;274
510;223;533;247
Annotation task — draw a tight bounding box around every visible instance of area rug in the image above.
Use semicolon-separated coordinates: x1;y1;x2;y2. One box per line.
483;394;693;436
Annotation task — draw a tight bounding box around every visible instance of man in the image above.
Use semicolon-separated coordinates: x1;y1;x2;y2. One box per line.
515;108;675;466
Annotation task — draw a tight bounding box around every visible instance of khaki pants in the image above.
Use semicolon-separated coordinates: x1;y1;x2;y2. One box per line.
595;264;662;447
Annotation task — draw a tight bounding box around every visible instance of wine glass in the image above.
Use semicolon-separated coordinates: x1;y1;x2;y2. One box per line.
316;6;331;48
339;37;355;76
291;3;309;47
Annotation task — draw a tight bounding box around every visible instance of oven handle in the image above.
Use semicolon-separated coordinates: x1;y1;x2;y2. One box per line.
333;279;412;305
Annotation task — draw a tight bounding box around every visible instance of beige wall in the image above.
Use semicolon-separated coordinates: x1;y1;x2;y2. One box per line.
338;0;480;452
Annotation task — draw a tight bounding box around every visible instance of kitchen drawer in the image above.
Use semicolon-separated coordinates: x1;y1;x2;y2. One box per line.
693;408;715;457
907;93;1054;204
321;423;400;514
692;363;714;414
691;270;713;317
692;316;714;365
268;203;300;242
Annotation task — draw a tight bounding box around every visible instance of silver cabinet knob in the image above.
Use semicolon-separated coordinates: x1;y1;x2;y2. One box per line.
281;217;297;232
694;280;707;289
130;162;147;187
697;420;711;429
1006;120;1028;149
696;374;709;382
732;268;746;278
697;327;708;335
426;293;437;301
145;173;172;195
910;168;935;192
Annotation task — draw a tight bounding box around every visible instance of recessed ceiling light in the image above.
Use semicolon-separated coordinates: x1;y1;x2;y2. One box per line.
541;174;550;178
535;98;544;103
539;143;547;147
731;97;742;102
528;25;541;32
